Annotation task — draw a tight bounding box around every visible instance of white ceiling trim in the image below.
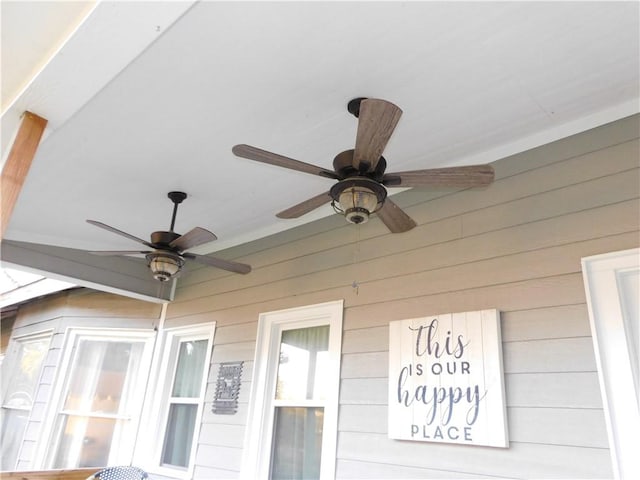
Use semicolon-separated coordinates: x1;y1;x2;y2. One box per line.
438;98;640;169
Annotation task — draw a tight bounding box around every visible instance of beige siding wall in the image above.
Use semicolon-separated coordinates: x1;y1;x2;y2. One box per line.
167;115;639;479
5;289;161;471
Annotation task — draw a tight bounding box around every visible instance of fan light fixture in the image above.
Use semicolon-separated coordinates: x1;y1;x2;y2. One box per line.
330;178;386;225
146;251;184;282
87;191;252;281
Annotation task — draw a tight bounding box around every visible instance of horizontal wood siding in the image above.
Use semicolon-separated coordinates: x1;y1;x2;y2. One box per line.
166;115;638;479
5;289;160;471
337;432;613;479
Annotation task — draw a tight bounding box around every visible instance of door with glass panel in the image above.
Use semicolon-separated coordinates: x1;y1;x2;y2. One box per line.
0;332;51;470
44;330;154;469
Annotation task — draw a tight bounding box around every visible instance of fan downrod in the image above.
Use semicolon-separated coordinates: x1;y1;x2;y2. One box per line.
167;191;187;232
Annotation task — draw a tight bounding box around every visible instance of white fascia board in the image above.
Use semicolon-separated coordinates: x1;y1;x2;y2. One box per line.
0;277;75;309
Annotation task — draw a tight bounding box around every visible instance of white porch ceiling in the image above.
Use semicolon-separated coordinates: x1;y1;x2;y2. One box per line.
1;1;638;300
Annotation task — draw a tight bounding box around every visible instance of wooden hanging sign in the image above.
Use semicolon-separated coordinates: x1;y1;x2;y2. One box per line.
388;309;508;447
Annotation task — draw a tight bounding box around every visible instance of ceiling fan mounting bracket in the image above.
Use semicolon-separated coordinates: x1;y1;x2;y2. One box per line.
168;191;187;204
347;97;368;118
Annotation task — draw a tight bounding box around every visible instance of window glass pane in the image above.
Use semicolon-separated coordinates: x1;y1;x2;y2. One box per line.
3;337;50;408
52;415;116;468
48;336;149;469
0;408;29;470
270;407;324;480
161;404;197;467
172;340;207;398
275;326;329;401
63;340;144;415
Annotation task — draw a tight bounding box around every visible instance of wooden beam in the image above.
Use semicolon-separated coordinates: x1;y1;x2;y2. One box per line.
1;111;48;238
0;468;100;480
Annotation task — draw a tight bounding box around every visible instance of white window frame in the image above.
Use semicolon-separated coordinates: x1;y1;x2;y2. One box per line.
34;327;156;469
242;300;343;480
0;329;53;470
135;323;215;480
582;248;640;480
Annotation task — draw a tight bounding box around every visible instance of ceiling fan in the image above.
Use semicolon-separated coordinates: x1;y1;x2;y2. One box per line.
86;191;251;281
233;97;494;233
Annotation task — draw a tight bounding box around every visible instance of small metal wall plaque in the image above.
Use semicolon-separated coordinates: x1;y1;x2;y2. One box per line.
213;361;243;414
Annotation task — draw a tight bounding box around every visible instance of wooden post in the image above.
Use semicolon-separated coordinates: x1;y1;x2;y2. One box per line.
1;111;48;238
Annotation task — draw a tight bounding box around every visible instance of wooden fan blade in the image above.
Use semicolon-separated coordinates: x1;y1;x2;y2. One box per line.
88;250;151;256
232;144;339;179
383;165;494;188
353;99;403;172
86;220;155;248
276;191;332;219
170;227;217;251
376;198;417;233
183;253;251;274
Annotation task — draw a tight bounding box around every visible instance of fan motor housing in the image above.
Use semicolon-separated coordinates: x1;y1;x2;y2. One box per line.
151;231;181;247
333;149;387;179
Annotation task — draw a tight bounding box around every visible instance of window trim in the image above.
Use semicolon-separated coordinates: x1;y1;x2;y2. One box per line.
242;300;343;480
582;248;640;480
33;327;156;469
135;323;215;480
